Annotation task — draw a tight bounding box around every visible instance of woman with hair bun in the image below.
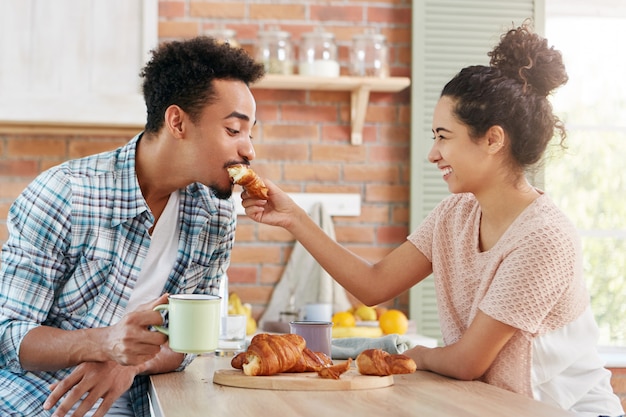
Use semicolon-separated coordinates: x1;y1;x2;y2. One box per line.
240;22;624;416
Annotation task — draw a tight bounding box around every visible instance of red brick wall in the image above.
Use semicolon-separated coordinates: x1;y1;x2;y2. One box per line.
0;0;412;321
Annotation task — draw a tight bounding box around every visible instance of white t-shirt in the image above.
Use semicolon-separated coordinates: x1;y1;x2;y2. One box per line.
532;307;623;416
126;190;181;312
110;191;181;416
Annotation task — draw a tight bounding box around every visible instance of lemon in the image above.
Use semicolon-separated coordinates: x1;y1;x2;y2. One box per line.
332;311;356;327
378;309;409;335
332;326;383;338
354;305;377;321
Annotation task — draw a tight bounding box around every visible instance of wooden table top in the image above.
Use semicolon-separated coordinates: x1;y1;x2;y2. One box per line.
149;354;576;417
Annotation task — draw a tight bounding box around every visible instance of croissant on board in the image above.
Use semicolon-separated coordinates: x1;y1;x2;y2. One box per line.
355;349;417;376
227;164;269;199
316;358;352;380
231;333;333;376
289;345;334;373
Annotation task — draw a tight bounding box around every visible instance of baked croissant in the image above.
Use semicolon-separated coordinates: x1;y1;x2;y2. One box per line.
227;164;269;199
317;358;352;380
289;345;334;373
355;349;417;376
231;333;332;376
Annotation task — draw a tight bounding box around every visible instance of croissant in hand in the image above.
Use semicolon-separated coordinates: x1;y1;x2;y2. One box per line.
227;164;269;199
355;349;417;376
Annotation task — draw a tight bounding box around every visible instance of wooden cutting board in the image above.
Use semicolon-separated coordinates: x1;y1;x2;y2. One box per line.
213;368;394;391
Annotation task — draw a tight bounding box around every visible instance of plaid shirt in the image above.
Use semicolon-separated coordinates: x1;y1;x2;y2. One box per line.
0;133;235;416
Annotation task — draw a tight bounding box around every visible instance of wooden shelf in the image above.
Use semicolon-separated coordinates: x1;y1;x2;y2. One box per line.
0;76;411;142
0;120;142;136
252;74;411;145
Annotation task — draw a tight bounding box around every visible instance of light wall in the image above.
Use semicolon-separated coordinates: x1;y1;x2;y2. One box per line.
0;0;413;321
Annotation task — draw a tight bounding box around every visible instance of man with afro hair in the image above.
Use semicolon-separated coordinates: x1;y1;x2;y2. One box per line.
0;36;265;417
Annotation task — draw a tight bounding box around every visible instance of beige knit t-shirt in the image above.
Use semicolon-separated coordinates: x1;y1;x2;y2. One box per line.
408;192;589;397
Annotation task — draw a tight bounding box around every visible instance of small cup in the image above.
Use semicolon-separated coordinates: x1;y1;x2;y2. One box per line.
289;321;332;357
279;311;300;323
304;303;332;322
153;294;221;354
217;314;247;353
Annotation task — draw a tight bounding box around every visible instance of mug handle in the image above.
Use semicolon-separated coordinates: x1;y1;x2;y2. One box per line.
152;304;169;336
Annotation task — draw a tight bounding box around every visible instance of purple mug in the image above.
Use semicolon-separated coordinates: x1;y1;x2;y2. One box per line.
289;320;332;358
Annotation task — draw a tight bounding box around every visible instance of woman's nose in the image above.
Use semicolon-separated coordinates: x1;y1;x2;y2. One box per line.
427;142;440;164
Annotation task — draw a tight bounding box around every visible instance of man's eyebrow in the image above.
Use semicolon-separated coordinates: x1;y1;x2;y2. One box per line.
225;111;250;122
224;111;257;126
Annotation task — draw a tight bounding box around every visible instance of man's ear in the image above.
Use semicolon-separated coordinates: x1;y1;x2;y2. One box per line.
485;125;506;155
164;105;186;138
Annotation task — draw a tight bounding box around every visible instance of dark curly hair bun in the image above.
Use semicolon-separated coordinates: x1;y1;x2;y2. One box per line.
488;21;568;97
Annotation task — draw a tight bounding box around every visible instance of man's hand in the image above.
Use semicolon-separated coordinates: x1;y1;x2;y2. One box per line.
43;361;137;417
103;294;169;366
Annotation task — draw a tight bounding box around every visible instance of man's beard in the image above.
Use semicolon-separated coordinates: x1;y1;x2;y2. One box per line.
211;184;234;200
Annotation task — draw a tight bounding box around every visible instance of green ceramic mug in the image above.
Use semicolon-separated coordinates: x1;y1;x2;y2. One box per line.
153;294;221;354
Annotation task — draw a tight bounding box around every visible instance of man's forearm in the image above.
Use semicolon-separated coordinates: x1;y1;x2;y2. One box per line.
20;325;184;376
19;303;169;372
19;326;109;372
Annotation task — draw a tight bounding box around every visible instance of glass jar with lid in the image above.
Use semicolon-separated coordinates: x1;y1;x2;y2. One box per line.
205;27;239;48
349;30;389;77
298;29;340;77
255;27;294;75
